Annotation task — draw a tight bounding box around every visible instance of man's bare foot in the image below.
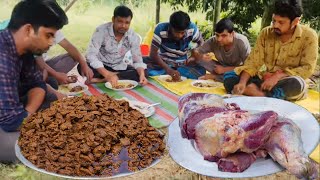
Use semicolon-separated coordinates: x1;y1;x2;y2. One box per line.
90;78;107;83
243;83;266;96
199;74;216;80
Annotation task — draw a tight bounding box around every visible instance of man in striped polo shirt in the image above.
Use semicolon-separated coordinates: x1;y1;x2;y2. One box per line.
146;11;206;80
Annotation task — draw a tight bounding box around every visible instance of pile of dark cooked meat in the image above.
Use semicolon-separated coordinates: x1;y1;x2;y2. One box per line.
18;94;165;177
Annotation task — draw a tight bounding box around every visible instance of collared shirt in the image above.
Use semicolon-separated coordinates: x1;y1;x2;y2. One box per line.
197;33;251;66
86;22;146;70
0;29;46;125
152;22;203;64
235;24;318;79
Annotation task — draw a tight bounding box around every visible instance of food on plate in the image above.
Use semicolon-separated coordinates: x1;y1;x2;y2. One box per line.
113;83;135;89
68;75;78;83
178;93;318;179
193;82;220;88
70;85;84;92
165;76;182;82
18;95;165;177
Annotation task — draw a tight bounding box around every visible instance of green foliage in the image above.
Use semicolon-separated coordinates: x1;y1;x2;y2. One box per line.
302;0;320;31
116;0;149;7
73;0;95;14
195;21;213;40
162;0;320;33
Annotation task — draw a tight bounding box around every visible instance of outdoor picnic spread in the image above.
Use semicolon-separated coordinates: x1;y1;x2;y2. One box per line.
1;0;320;180
14;75;319;179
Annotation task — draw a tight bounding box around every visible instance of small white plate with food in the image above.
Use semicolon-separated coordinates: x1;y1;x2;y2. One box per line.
191;80;223;89
105;80;138;91
117;97;157;117
157;75;187;83
58;83;88;96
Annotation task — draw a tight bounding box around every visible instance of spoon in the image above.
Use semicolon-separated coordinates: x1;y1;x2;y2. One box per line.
133;102;161;110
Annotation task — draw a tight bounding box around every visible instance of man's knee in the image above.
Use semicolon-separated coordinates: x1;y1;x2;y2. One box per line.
223;71;240;93
279;76;307;101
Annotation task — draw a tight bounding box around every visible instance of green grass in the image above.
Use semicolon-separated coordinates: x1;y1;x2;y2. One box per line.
1;1;207;56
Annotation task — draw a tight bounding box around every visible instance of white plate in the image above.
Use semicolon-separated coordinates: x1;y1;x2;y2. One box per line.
168;97;319;178
191;80;223;89
105;80;138;91
157;75;187;83
58;83;88;96
117;98;155;118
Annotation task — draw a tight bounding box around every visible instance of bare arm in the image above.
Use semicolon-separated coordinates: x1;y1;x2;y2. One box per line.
25;87;46;114
149;45;171;72
59;39;93;82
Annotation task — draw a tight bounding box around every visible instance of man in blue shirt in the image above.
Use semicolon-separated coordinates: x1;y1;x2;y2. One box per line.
0;0;68;163
146;11;205;80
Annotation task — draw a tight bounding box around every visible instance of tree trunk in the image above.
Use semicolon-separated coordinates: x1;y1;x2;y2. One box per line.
156;0;161;24
64;0;79;12
261;0;275;29
213;0;222;32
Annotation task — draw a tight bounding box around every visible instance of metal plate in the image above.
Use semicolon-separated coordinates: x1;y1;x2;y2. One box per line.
58;83;89;96
191;80;223;89
117;97;156;118
16;130;167;179
157;75;187;83
168;96;319;178
105;80;138;91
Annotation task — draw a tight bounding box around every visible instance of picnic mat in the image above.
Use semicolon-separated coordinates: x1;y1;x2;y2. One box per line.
152;76;320;114
84;78;179;129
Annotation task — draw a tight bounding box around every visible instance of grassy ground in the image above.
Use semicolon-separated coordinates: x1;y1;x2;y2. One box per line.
0;1;319;179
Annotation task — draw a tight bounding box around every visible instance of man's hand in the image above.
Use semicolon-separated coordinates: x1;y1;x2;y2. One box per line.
185;56;197;66
202;53;212;62
55;72;74;84
106;73;119;87
233;82;246;95
80;63;94;83
213;64;225;75
139;75;148;85
167;68;181;81
261;75;279;91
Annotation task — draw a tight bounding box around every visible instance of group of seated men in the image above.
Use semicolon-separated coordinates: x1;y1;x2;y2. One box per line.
0;0;318;163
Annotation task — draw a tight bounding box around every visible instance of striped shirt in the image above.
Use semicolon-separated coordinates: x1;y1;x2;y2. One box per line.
0;29;46;126
152;22;203;63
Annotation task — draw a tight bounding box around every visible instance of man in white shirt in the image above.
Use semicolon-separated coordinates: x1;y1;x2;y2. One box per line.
85;5;148;87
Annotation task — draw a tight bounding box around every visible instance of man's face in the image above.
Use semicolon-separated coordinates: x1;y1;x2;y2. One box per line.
28;26;56;55
215;30;234;46
112;16;132;35
271;14;298;36
170;28;185;41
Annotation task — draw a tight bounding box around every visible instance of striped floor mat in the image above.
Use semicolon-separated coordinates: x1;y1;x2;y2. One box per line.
84;79;179;128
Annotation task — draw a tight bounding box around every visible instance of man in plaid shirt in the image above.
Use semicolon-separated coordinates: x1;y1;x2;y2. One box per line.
0;0;68;162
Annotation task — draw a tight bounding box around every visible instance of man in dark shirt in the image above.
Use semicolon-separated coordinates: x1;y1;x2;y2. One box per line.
0;0;68;163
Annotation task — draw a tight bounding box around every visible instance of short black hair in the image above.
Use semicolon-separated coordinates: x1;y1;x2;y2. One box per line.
113;5;133;18
215;18;234;33
169;11;190;31
8;0;68;32
274;0;303;21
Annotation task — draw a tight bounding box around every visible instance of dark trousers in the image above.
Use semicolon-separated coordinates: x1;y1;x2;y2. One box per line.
80;64;148;82
223;71;307;101
143;57;206;79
